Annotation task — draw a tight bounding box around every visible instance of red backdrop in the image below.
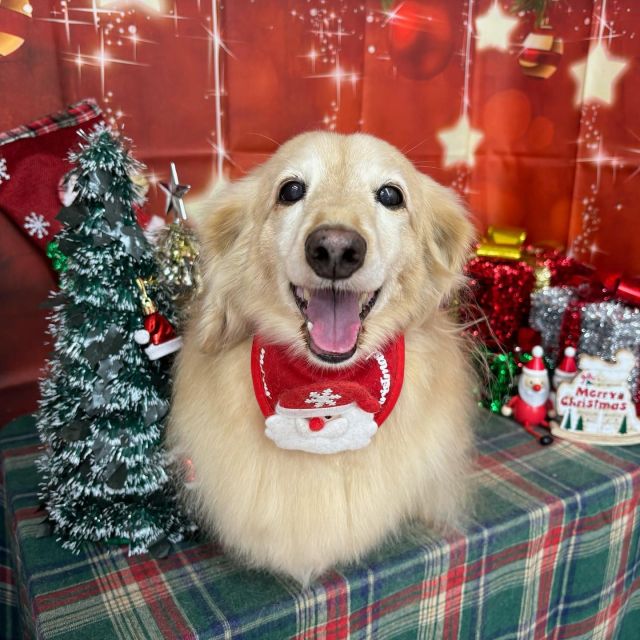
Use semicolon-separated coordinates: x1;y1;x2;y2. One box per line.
1;0;639;275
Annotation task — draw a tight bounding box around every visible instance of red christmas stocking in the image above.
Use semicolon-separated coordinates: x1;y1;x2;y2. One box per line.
0;99;102;252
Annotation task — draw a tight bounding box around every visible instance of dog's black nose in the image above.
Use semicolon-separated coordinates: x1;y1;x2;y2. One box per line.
305;226;367;280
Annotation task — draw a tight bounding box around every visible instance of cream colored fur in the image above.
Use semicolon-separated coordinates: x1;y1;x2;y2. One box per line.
169;132;476;584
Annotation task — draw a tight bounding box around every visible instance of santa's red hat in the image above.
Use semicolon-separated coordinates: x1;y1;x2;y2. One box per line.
134;311;182;360
523;345;548;378
556;346;577;375
277;381;380;417
554;346;577;387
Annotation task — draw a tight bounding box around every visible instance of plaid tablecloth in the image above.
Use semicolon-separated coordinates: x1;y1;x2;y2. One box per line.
2;412;640;640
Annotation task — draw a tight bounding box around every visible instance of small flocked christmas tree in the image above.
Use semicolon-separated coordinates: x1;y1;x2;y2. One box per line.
37;124;192;555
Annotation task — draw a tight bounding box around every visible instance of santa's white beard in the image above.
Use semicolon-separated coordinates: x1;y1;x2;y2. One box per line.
518;377;549;407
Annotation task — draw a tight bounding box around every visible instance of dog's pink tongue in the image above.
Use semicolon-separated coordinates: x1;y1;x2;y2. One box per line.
306;289;361;354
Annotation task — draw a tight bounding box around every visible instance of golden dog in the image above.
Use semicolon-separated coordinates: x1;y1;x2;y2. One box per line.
169;132;476;583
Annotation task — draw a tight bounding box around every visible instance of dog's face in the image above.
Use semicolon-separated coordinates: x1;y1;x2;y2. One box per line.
195;132;473;366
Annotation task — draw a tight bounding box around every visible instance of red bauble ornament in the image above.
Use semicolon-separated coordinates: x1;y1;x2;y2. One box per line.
387;0;454;80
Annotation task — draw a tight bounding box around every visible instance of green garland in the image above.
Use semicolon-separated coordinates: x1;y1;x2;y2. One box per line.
511;0;550;27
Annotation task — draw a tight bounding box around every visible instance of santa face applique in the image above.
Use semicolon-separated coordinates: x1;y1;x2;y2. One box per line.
265;385;379;455
251;336;405;455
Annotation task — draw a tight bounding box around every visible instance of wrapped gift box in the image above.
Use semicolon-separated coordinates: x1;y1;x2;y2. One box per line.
529;286;578;361
464;226;588;351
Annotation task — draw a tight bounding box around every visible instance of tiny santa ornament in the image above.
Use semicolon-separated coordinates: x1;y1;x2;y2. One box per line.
133;278;182;360
501;346;554;445
265;382;380;455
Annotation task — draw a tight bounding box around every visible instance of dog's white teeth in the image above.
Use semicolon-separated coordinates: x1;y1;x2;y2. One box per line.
303;288;311;301
359;292;369;306
307;321;314;331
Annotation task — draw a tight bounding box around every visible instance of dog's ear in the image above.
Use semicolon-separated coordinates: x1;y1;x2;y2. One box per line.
418;176;475;297
192;178;249;255
191;178;257;352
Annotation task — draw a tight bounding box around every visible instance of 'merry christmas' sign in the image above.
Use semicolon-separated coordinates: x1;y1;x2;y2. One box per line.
553;350;640;445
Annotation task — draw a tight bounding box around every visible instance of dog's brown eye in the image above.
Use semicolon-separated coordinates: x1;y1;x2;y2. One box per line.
376;185;404;209
278;180;306;204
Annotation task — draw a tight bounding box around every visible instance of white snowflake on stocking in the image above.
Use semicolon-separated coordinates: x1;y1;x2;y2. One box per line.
24;212;50;239
305;388;341;408
0;156;9;185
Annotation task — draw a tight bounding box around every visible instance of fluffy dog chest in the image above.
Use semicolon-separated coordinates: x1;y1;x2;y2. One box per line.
251;336;405;454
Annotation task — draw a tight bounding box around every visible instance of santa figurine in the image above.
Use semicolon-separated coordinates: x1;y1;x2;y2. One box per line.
133;278;182;360
501;345;554;445
265;382;380;455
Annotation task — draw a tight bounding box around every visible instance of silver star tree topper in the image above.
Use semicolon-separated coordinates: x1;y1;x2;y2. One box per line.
159;162;191;221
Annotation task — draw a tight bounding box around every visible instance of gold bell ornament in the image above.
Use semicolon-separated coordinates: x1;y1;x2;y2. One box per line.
156;162;201;324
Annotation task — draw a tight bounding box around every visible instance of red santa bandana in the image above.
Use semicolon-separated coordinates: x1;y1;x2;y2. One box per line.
251;335;405;427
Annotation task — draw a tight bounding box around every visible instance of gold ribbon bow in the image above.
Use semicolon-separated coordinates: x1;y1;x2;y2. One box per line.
476;226;527;261
475;226;552;290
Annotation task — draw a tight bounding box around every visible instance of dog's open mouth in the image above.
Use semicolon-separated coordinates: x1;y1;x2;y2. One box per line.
291;284;379;363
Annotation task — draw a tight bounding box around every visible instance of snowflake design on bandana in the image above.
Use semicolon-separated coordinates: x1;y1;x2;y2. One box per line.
24;212;50;239
0;156;9;185
305;388;341;408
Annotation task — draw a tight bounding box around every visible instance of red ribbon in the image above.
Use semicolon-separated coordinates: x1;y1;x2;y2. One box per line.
563;271;640;307
601;273;640;306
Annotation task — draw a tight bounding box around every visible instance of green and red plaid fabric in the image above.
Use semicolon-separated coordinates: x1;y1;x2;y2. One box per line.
2;412;640;639
0;100;101;147
0;434;19;640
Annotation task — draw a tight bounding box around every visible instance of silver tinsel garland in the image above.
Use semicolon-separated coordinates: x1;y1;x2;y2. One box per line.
530;286;640;399
529;286;576;361
580;301;640;402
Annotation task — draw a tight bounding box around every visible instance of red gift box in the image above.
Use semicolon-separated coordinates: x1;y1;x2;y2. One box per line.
463;226;589;351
